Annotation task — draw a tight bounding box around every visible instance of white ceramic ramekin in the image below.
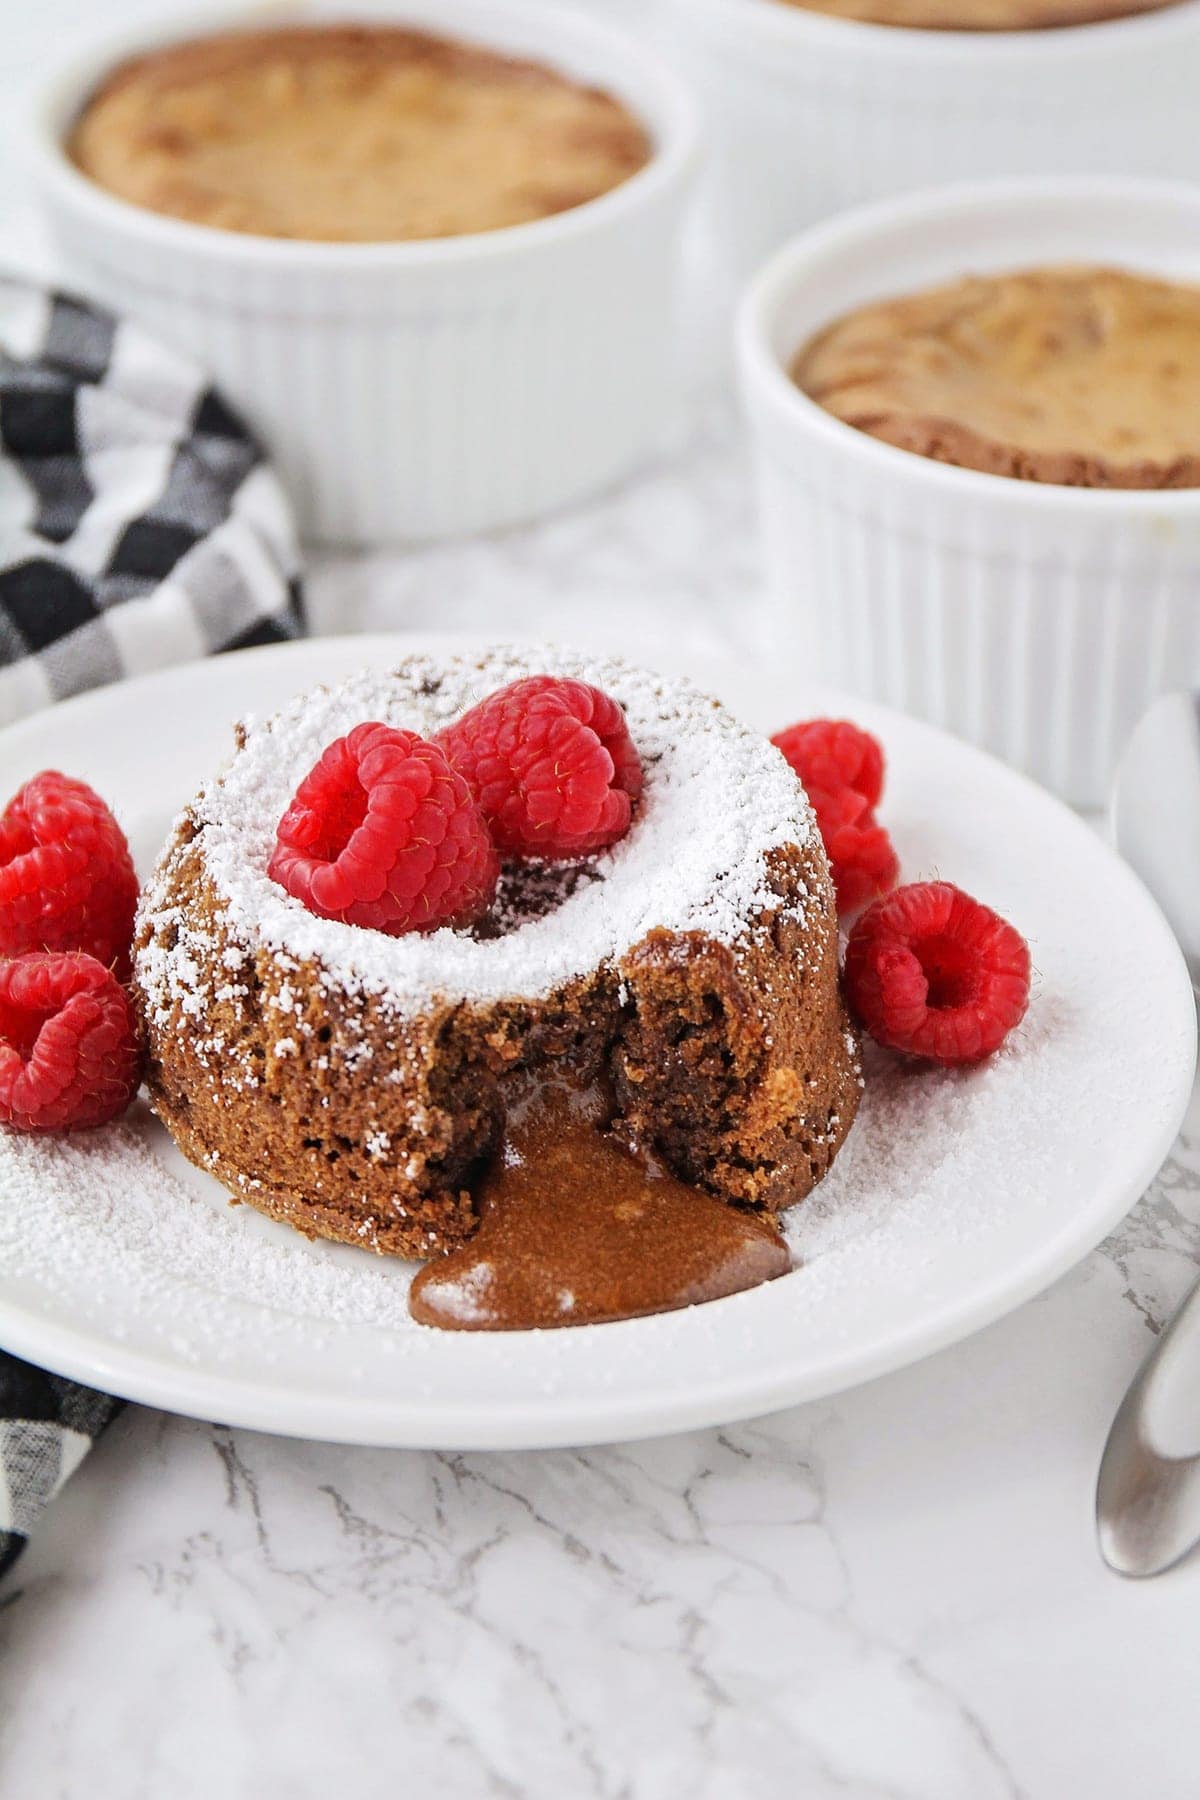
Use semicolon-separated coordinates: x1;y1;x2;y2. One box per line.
737;178;1200;807
30;0;699;546
674;0;1200;288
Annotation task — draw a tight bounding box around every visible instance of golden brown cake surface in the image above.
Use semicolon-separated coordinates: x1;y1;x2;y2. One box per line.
792;265;1200;489
133;649;861;1265
773;0;1181;30
68;25;652;241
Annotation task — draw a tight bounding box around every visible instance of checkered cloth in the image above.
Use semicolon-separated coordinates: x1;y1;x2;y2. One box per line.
0;1366;122;1579
0;276;305;1579
0;273;303;723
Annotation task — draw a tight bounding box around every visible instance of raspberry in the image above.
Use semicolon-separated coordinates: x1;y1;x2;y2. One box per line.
0;952;141;1132
772;718;884;810
0;772;139;978
844;881;1031;1066
268;722;498;935
809;785;900;913
771;718;897;913
438;676;643;859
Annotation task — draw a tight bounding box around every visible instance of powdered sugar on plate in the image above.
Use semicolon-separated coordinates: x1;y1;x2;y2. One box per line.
136;645;819;1023
782;997;1073;1312
0;1110;417;1359
0;984;1056;1361
0;634;1193;1444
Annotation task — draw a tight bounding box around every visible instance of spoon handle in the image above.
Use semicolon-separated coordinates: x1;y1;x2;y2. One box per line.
1097;1271;1200;1577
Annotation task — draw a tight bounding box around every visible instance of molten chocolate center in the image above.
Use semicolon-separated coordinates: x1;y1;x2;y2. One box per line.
409;1075;791;1332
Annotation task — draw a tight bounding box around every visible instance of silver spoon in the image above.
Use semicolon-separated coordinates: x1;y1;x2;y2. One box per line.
1097;691;1200;1578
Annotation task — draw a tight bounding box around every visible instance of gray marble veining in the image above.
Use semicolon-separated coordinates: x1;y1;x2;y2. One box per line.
4;3;1200;1793
3;397;1200;1796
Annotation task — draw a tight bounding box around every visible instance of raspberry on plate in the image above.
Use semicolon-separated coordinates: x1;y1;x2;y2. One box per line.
0;951;141;1132
771;718;885;810
268;721;498;935
844;881;1031;1066
0;771;139;978
438;675;643;859
809;785;900;914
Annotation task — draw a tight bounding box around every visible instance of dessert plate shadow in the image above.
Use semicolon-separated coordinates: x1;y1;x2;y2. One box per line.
0;633;1193;1449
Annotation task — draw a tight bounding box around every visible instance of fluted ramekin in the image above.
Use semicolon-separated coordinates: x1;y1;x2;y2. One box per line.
737;178;1200;807
30;0;699;546
674;0;1200;288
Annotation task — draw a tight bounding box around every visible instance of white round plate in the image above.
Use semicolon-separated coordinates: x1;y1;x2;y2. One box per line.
0;635;1193;1448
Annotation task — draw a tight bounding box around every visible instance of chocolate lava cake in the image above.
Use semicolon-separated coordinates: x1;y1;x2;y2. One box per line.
133;648;861;1260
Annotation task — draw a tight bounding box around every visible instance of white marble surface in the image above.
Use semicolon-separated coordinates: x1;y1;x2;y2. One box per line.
5;4;1200;1796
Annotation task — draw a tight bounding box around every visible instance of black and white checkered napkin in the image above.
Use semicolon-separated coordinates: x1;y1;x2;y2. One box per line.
0;1364;123;1578
0;276;306;1577
0;273;303;723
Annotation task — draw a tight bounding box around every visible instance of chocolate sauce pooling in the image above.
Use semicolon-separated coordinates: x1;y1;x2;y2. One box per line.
409;1076;791;1331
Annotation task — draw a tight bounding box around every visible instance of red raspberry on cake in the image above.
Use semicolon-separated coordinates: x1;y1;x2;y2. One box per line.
268;721;498;935
437;675;643;859
771;717;897;913
0;951;142;1132
0;771;139;978
844;881;1031;1066
771;718;884;810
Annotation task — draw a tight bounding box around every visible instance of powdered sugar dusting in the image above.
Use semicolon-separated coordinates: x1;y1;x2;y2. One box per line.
135;646;818;1023
0;990;1060;1359
783;998;1072;1311
3;631;1194;1441
0;1111;416;1356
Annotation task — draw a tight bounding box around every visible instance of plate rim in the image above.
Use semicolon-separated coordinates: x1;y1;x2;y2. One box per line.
0;631;1194;1448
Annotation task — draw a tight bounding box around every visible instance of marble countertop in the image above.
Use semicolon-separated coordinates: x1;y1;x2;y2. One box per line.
4;5;1200;1796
